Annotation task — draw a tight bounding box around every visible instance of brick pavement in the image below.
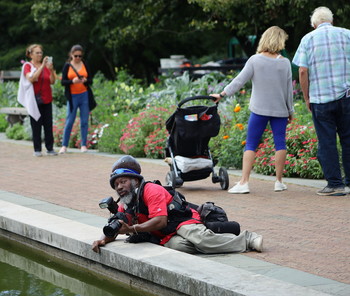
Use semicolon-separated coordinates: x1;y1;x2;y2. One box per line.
0;140;349;284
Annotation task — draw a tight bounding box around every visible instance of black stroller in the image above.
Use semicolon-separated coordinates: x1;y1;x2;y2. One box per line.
164;95;229;190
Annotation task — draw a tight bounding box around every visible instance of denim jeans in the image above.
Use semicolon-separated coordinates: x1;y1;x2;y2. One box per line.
311;95;350;187
62;91;89;147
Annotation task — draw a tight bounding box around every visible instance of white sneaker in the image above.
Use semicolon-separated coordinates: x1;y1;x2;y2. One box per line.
249;234;263;252
228;182;250;194
274;181;287;192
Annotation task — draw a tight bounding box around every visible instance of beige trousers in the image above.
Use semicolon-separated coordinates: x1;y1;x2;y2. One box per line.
164;223;256;254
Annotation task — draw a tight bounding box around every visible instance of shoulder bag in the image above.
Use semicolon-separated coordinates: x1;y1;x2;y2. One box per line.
35;70;44;106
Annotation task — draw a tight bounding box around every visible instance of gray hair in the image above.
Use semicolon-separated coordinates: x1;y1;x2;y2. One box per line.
310;7;333;28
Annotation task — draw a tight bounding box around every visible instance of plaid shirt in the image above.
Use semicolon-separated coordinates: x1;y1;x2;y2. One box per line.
292;23;350;104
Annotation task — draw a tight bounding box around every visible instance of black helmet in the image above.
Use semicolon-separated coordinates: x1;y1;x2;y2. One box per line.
109;155;143;189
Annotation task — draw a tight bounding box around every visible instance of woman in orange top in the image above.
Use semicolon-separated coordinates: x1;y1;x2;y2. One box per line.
59;44;95;153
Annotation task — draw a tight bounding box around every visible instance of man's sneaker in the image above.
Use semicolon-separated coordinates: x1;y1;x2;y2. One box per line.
46;150;58;156
345;186;350;194
228;182;250;194
274;180;287;192
33;151;42;157
249;233;263;252
317;186;347;196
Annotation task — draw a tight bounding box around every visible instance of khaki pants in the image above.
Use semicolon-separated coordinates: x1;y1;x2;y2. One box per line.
164;223;257;254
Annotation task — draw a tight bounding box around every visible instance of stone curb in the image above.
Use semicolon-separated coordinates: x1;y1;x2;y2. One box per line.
0;199;332;296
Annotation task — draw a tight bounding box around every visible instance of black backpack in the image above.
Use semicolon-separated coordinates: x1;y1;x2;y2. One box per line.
197;202;228;223
196;202;240;235
136;180;193;234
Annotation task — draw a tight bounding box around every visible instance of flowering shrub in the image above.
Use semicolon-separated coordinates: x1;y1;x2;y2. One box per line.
210;100;250;169
3;69;329;179
53;117;102;149
97;112;133;154
144;128;169;158
254;118;323;179
119;105;173;157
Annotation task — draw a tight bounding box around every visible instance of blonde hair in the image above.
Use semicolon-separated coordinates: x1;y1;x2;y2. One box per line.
256;26;288;54
310;7;333;28
26;44;43;58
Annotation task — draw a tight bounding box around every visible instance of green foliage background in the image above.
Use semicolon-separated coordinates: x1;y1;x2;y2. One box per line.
1;0;349;80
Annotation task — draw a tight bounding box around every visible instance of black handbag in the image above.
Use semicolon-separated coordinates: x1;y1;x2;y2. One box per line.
35;71;44;106
69;63;97;111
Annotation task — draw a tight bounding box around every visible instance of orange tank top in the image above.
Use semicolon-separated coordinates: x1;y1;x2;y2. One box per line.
68;64;88;94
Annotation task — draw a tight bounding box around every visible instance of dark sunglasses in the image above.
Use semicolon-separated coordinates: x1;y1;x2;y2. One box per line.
74;55;82;58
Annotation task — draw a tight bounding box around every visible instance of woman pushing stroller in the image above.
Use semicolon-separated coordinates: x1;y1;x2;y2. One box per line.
211;26;294;194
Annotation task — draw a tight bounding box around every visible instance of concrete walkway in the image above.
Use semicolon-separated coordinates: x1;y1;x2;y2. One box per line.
0;134;349;295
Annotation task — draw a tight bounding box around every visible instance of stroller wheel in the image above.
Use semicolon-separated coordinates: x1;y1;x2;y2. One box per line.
219;167;229;190
165;171;183;189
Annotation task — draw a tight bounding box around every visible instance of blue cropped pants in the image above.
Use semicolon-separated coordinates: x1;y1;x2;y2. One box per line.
245;112;288;152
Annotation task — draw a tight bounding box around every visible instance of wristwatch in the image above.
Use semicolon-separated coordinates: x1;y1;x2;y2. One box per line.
219;93;225;98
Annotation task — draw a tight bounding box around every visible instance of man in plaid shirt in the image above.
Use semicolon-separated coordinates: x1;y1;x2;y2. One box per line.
293;6;350;196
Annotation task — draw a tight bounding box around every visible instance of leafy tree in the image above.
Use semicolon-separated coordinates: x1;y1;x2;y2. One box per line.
0;0;94;73
30;0;230;80
0;1;40;70
188;0;350;55
2;0;349;80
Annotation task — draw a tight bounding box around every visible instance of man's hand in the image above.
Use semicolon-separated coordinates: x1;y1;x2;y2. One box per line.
92;234;117;253
92;239;106;253
117;220;133;235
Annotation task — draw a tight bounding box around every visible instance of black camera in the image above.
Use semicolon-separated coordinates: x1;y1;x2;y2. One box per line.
103;212;128;238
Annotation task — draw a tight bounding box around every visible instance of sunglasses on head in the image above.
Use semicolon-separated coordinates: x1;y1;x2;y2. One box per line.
74;55;82;58
110;168;139;177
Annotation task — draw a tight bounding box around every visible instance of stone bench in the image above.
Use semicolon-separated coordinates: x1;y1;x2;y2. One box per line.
0;107;28;126
0;70;21;82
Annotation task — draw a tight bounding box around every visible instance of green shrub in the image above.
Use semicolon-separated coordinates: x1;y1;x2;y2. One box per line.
5;123;30;140
144;127;169;159
254;117;323;179
119;106;173;157
0;114;8;132
0;81;20;107
51;79;66;108
210;98;250;168
92;69;147;125
53;117;102;149
97;112;134;154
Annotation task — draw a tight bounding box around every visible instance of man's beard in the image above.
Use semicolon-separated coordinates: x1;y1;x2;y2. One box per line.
119;179;138;209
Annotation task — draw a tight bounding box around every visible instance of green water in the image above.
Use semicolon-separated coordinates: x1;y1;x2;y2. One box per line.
0;238;153;296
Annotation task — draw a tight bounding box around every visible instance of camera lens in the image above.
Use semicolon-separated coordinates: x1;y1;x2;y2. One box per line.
103;219;122;237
